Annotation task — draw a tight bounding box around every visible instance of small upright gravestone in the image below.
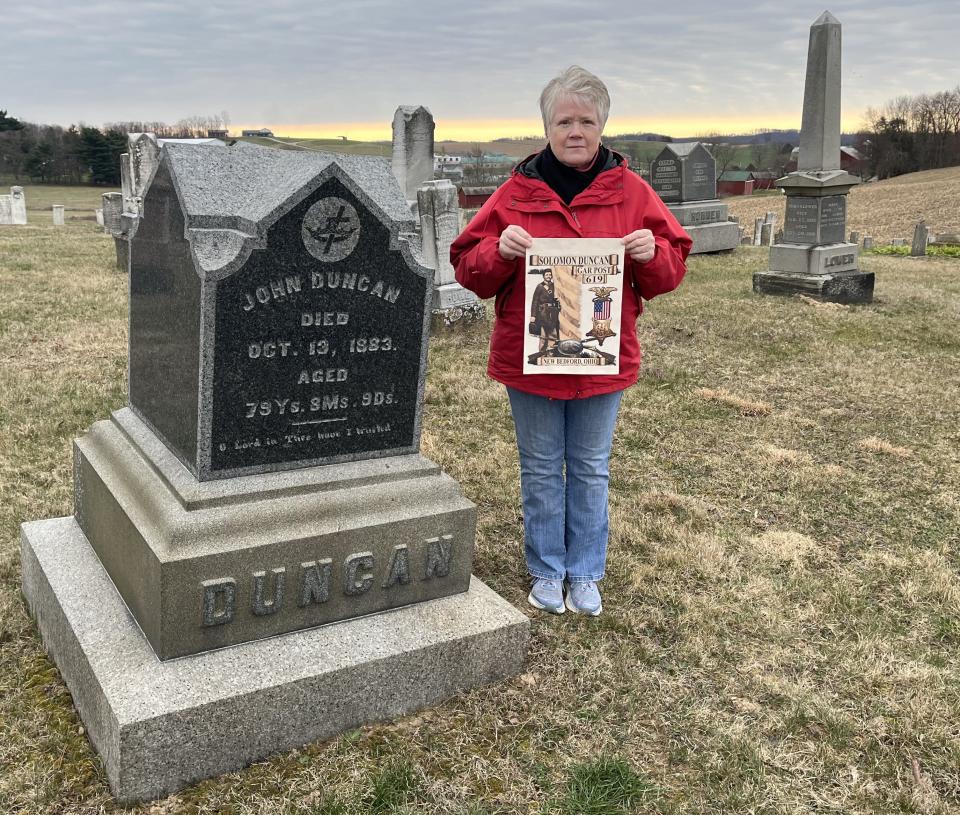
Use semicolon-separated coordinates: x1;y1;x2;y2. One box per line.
650;142;739;253
417;179;484;328
52;204;65;225
754;12;873;303
911;220;928;256
102;192;122;236
9;186;27;224
21;140;528;802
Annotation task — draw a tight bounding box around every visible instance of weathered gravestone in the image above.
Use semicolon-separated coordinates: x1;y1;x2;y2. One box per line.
52;204;65;225
392;105;435;206
21;140;529;802
417;179;484;329
102;192;122;235
10;186;27;224
911;220;928;256
650;142;738;253
115;134;163;272
754;12;873;303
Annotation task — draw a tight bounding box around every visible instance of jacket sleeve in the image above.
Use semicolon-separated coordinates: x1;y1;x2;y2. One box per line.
626;179;692;301
450;185;520;299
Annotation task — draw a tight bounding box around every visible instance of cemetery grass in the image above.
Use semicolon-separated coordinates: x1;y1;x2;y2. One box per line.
0;221;958;814
0;182;119;221
727;165;960;246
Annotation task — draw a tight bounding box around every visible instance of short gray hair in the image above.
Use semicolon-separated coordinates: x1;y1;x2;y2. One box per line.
539;65;611;134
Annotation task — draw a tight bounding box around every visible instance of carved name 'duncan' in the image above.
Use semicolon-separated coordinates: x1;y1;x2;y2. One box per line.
200;534;454;626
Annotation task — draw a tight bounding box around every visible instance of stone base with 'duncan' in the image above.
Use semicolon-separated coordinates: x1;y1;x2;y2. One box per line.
21;140;529;803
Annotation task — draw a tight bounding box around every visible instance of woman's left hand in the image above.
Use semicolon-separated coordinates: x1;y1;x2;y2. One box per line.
622;229;656;264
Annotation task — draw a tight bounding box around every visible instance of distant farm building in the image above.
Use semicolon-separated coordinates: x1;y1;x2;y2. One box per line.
785;146;864;175
434;154;462;170
241;129;274;138
748;170;779;190
207;129;229;139
717;170;755;197
458;185;498;208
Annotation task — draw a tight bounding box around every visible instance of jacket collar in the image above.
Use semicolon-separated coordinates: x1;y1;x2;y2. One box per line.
509;148;627;205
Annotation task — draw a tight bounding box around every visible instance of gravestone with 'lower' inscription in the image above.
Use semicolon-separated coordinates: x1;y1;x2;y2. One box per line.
755;12;873;303
21;140;528;803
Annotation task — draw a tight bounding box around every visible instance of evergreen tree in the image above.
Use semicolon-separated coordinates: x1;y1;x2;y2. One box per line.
0;110;25;132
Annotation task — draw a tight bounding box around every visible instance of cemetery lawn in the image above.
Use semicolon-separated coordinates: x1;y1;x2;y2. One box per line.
1;219;959;814
727;165;960;245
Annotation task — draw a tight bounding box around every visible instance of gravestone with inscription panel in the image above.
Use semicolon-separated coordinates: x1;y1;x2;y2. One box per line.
650;142;738;254
754;12;873;303
21;140;528;803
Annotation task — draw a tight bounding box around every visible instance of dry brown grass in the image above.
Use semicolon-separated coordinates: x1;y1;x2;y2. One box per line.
2;200;960;814
694;387;773;416
726;165;960;244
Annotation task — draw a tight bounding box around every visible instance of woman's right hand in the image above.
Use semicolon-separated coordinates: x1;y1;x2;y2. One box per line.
498;225;533;260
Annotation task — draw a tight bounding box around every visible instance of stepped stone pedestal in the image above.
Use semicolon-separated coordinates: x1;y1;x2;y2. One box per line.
21;140;528;803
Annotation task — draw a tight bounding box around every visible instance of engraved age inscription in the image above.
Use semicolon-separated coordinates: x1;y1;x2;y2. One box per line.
210;183;427;472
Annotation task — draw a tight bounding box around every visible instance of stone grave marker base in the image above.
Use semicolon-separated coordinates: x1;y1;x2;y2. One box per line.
752;268;875;304
666;201;738;254
22;517;529;803
681;221;740;254
75;408;477;660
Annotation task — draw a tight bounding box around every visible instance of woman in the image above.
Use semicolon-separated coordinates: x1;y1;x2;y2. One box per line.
450;66;691;616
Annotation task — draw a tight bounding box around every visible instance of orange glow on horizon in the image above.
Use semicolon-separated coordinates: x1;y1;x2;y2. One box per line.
232;112;864;143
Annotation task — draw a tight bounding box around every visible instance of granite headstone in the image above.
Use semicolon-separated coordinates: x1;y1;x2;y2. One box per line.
650;142;738;253
21;139;529;802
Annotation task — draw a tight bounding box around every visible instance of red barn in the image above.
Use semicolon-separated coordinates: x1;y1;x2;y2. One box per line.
457;185;498;208
717;171;755;197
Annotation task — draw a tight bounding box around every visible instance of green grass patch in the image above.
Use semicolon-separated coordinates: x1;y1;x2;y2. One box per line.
867;243;960;257
555;756;661;815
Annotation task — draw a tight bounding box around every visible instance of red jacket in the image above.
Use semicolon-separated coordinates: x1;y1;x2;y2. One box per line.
450;151;691;399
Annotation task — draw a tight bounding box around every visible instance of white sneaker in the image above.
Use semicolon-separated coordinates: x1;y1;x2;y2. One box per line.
565;581;602;616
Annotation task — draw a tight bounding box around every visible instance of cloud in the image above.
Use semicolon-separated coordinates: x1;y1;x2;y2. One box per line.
3;0;958;134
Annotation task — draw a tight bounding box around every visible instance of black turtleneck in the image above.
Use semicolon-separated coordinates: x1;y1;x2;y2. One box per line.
534;143;610;205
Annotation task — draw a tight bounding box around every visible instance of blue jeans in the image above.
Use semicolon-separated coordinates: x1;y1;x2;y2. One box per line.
506;387;623;583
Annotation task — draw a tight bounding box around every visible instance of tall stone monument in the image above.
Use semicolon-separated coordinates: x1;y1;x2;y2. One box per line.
754;12;873;303
416;179;484;328
21;141;528;802
649;143;738;253
392;105;435;205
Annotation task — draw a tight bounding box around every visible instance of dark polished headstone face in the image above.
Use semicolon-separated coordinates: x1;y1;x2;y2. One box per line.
650;143;717;204
209;178;426;474
128;143;432;480
783;194;846;245
682;145;716;202
650;152;681;203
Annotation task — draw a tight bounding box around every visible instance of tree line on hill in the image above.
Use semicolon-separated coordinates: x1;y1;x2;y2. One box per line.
863;87;960;178
0;110;228;185
3;90;959;187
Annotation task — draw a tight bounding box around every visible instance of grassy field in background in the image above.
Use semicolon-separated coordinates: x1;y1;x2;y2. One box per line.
0;210;959;813
727;166;960;245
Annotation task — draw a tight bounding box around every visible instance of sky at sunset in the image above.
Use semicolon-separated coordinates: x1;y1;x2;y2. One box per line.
5;0;958;141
